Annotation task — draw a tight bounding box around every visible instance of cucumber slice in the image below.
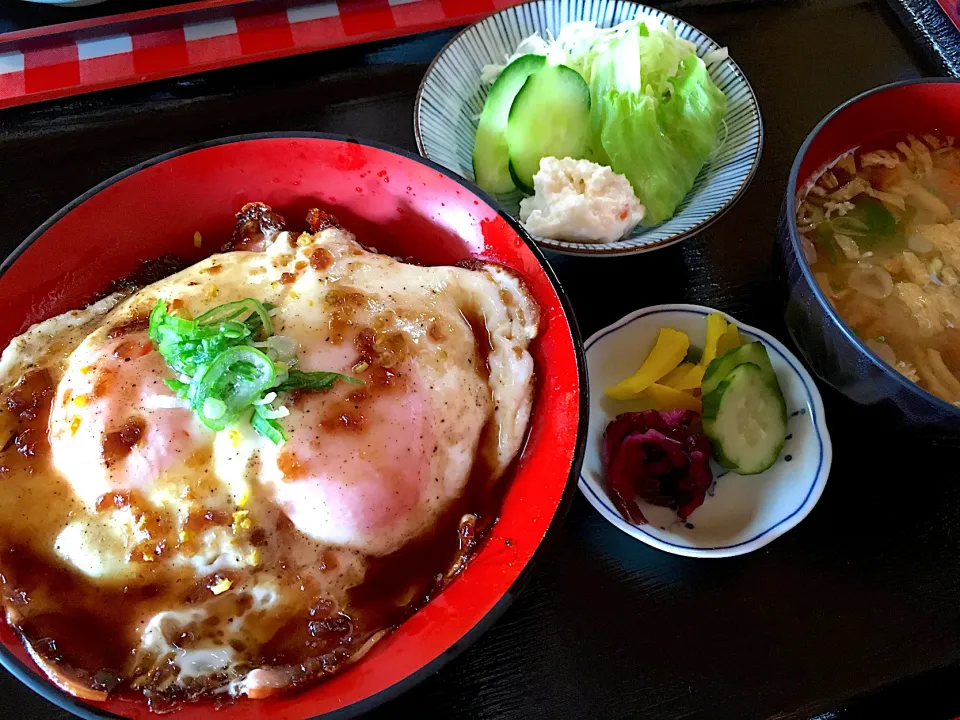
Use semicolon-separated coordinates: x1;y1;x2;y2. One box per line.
506;64;591;190
472;54;547;195
702;341;777;397
702;363;787;475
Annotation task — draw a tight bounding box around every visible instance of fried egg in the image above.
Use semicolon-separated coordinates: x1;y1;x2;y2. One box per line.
0;205;539;704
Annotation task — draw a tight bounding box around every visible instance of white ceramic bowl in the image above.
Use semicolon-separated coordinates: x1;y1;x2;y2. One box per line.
580;304;831;558
415;0;763;257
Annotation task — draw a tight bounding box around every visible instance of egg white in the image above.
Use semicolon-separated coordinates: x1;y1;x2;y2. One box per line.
0;220;539;697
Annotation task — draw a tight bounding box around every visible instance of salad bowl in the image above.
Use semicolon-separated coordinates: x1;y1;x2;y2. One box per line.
415;0;763;256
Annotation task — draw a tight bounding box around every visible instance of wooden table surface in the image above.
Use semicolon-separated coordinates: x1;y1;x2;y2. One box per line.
1;1;958;718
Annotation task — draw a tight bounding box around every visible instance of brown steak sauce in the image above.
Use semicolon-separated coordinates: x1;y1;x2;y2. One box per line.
0;205;534;711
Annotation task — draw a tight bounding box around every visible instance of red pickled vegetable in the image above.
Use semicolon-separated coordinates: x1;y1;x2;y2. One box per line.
602;409;714;524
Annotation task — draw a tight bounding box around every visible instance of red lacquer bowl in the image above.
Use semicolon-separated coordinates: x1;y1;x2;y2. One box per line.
0;135;587;719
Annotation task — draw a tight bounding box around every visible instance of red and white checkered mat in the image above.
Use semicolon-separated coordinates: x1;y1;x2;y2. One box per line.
0;0;521;109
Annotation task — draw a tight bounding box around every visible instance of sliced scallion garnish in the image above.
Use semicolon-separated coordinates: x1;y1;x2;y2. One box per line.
148;298;361;444
251;407;288;445
275;369;364;392
189;346;276;431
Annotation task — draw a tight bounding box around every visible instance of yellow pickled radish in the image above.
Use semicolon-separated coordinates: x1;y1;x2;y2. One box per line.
715;323;742;356
678;365;705;389
605;327;689;400
700;313;728;368
640;383;702;412
660;362;699;390
665;313;729;391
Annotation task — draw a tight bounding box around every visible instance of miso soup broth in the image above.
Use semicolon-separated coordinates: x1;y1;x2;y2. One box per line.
796;133;960;406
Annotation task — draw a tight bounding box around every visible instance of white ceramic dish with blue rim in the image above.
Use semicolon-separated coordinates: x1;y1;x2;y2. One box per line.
414;0;763;257
580;304;831;558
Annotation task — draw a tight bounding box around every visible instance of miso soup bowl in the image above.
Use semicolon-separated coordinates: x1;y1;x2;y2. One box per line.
777;79;960;432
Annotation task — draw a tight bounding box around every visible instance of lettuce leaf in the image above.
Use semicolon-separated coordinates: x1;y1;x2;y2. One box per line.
550;19;726;224
598;52;726;225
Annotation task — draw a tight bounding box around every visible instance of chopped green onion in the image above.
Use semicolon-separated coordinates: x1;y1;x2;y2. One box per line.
148;297;358;444
816;228;839;265
164;378;189;397
189;346;276;431
203;397;228;420
252;408;287;445
275;370;363;392
256;404;290;420
196;298;273;337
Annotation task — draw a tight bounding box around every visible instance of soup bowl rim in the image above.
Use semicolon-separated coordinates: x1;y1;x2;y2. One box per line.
785;76;960;420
